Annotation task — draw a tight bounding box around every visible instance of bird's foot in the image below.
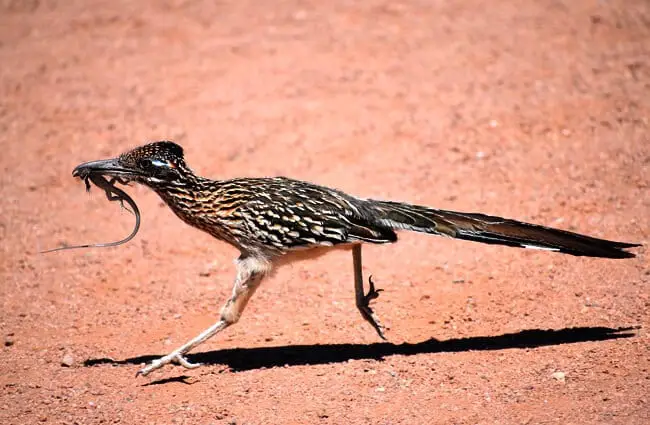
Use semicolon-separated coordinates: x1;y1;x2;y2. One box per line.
359;276;387;340
364;275;383;303
136;351;202;377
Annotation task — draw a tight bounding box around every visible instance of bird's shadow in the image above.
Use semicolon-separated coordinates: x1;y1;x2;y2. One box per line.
85;326;638;373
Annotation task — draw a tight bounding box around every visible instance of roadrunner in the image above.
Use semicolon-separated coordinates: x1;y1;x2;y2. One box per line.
70;141;639;376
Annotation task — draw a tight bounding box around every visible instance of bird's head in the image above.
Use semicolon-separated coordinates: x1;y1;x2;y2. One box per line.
72;141;194;188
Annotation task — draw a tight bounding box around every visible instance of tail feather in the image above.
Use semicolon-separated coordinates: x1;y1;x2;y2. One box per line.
371;200;640;259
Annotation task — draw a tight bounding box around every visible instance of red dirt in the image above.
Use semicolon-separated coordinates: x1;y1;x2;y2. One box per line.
1;1;649;424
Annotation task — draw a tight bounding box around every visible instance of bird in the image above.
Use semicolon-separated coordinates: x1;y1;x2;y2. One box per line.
70;141;640;376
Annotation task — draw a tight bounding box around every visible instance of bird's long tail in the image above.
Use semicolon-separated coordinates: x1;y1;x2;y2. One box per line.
370;200;640;259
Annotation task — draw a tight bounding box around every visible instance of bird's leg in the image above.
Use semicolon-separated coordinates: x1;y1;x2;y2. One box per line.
352;244;386;340
137;255;269;377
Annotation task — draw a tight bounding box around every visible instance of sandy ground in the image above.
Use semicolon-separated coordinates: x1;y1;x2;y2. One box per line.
1;0;649;424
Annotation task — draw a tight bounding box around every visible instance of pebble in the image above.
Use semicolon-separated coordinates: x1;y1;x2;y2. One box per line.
551;371;566;382
4;335;14;347
61;353;74;367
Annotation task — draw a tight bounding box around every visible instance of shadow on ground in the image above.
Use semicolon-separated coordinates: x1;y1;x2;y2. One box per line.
85;326;639;373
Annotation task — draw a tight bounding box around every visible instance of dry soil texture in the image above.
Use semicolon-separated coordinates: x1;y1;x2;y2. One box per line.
1;1;649;424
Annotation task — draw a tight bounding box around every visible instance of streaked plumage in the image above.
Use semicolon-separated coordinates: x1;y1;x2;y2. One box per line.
70;141;640;376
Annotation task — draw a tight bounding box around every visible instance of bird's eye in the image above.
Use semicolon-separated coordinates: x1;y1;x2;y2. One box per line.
138;158;153;169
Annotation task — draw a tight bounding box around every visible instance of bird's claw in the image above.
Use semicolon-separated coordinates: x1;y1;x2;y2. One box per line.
136;352;202;377
364;275;384;303
360;275;387;340
173;354;202;369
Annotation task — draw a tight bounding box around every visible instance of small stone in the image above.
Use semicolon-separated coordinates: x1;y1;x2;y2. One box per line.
61;353;74;367
376;386;385;392
4;336;14;347
317;409;329;419
551;371;566;382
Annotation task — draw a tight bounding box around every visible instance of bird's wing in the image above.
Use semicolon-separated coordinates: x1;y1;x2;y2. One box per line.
236;178;396;250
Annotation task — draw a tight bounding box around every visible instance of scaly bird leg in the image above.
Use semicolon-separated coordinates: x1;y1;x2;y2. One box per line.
352;244;386;340
137;255;269;376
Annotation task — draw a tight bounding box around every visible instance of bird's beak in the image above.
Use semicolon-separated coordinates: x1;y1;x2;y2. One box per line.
72;158;140;180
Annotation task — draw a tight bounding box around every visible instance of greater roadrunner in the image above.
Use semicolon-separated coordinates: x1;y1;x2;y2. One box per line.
71;141;640;376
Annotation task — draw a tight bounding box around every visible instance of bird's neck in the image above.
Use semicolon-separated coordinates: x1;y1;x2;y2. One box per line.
149;173;217;206
148;174;243;237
